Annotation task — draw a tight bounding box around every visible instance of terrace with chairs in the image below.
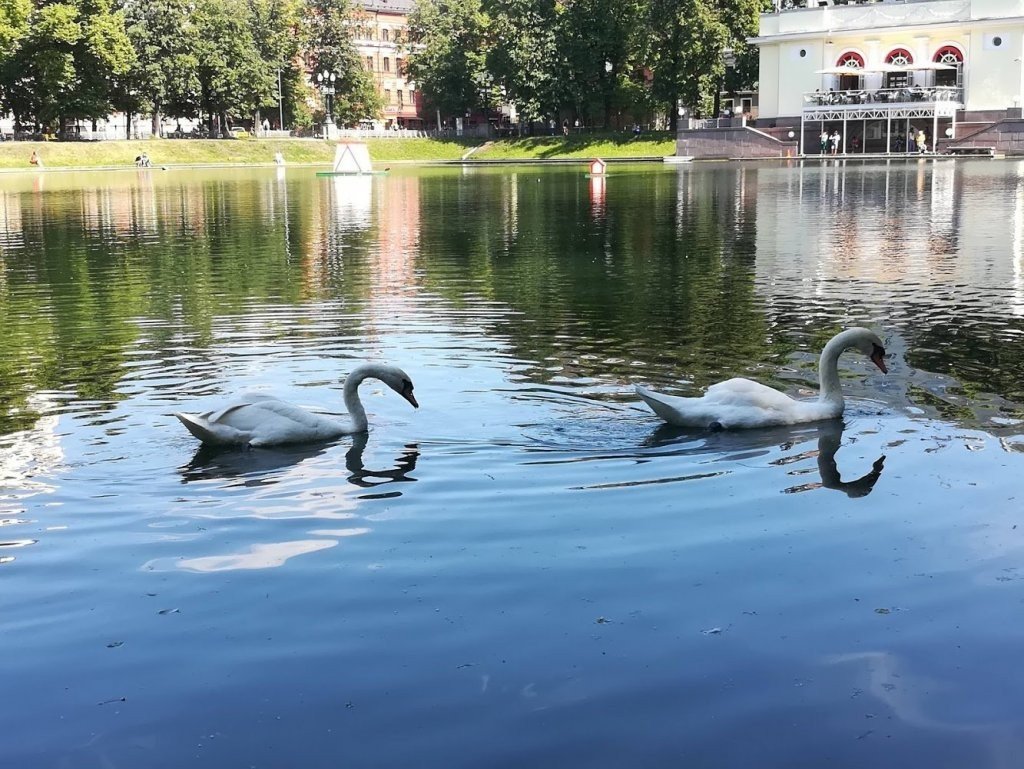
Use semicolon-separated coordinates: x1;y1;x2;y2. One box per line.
804;85;962;107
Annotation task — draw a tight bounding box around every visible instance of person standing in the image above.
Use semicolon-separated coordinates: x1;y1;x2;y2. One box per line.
820;128;829;154
916;129;927;153
830;129;841;155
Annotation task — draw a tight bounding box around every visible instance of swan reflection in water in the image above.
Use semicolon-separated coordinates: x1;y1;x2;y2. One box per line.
646;418;885;497
180;432;420;495
805;420;885;498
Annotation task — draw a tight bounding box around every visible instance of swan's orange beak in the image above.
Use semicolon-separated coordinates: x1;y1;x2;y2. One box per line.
870;346;888;374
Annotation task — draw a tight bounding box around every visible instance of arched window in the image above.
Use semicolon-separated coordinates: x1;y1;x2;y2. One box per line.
836;51;865;68
835;51;864;92
933;45;964;88
933;45;964;64
886;48;914;65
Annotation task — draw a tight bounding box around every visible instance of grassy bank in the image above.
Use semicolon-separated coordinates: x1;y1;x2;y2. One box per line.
0;131;677;170
0;136;481;170
471;132;676;160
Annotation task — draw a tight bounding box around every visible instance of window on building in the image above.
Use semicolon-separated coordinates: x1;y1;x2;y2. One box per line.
366;56;373;71
934;45;964;88
384;57;390;72
835;51;864;92
385;89;391;103
396;58;402;76
884;48;912;88
382;28;389;42
397;90;404;107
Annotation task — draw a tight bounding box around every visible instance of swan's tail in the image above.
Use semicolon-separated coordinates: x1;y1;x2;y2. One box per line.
635;385;687;425
175;412;250;446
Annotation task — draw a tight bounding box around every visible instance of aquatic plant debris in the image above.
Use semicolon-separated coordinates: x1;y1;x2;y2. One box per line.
702;627;724;635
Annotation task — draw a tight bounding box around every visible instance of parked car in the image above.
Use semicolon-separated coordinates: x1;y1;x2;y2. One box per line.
226;126;250;138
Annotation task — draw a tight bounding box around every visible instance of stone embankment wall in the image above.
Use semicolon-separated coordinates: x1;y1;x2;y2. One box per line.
676;127;799;160
948;118;1024;155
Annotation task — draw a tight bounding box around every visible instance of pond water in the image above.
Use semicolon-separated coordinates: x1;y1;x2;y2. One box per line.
3;160;1024;768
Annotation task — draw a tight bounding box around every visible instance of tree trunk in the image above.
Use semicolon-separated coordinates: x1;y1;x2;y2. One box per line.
669;109;678;132
126;110;132;140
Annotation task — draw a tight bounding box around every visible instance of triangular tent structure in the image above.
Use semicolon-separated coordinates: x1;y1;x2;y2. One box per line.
333;140;373;174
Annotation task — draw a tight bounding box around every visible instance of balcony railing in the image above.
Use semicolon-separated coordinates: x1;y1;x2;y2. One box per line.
803;86;963;107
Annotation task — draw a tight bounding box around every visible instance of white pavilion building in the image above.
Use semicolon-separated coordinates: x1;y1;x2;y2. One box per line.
751;0;1024;154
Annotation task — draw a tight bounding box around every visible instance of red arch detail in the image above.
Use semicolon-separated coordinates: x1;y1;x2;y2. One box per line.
933;45;964;62
836;51;865;67
885;48;914;64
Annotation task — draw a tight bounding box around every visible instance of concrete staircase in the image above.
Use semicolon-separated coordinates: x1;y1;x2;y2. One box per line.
946;118;1024;155
676;125;799;160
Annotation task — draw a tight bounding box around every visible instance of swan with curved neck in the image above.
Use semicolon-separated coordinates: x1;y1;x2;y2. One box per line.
175;363;418;446
635;328;887;430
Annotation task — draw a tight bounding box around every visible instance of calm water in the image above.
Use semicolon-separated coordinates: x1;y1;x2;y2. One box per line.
3;160;1024;768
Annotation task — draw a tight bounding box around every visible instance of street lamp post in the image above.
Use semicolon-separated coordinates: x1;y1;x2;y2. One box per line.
316;70;337;139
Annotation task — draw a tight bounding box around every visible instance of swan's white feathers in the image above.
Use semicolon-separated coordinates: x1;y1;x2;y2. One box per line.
187;396;350;446
635;328;885;430
175;364;417;447
635;383;837;429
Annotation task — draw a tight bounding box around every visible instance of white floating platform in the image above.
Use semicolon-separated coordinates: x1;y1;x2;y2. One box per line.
663;156;694;164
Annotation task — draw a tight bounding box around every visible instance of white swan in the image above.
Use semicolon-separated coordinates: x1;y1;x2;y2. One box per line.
175;363;418;446
635;328;887;430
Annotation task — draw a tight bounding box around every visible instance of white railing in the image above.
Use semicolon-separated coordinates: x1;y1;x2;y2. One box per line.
686;117;747;129
803;86;963;106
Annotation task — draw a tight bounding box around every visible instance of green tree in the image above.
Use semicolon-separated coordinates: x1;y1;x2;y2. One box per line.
720;0;770;96
643;0;728;125
405;0;489;121
556;0;643;127
484;0;560;124
193;0;272;134
4;0;135;130
305;0;382;126
0;0;30;63
122;0;200;137
246;0;304;127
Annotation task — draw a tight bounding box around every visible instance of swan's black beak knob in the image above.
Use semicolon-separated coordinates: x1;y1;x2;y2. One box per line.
870;345;888;374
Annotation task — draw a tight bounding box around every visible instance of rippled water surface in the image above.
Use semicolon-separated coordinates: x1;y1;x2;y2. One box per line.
3;161;1024;768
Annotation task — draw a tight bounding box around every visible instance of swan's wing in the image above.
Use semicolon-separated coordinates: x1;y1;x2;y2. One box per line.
704;378;799;411
200;393;280;424
180;393;353;447
637;379;832;429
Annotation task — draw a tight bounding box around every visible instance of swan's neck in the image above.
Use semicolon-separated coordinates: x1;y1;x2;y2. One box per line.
342;363;397;432
343;365;376;432
817;330;859;406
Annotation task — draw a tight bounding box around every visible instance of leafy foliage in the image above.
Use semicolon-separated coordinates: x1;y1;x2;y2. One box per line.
405;0;489;118
305;0;382;124
5;0;134;127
